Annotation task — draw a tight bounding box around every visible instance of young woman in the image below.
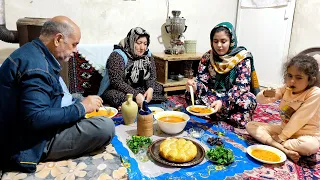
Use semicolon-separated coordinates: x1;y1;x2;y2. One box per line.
186;22;259;128
99;27;165;108
246;54;320;163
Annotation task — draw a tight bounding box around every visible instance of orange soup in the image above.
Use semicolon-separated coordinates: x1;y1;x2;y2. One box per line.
86;109;115;118
159;116;185;123
251;149;281;162
190;106;212;114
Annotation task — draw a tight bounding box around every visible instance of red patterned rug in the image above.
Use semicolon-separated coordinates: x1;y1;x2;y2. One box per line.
167;95;320;180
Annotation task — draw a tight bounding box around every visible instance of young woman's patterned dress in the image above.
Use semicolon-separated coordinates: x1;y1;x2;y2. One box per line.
185;52;257;128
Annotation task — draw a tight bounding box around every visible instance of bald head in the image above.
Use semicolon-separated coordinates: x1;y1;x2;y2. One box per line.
40;16;80;39
40;16;81;63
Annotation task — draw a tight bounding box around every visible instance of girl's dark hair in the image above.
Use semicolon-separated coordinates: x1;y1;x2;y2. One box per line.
210;26;231;42
283;54;319;88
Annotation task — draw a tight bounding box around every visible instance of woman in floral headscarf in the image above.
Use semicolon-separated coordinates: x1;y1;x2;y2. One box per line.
186;22;260;128
100;27;165;107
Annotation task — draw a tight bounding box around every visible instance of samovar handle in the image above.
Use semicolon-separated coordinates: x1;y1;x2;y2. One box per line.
165;25;170;33
183;25;188;33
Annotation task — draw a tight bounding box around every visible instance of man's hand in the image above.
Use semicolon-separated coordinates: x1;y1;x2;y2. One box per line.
144;88;153;103
210;100;222;112
186;79;196;92
81;95;103;113
136;93;145;107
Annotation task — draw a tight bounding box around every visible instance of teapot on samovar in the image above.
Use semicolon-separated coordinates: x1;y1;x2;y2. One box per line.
164;10;187;54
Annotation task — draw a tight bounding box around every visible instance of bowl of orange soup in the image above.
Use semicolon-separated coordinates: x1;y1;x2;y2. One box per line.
85;107;118;119
154;111;190;134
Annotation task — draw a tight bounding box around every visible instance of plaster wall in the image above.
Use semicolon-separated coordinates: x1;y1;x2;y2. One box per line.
0;0;237;63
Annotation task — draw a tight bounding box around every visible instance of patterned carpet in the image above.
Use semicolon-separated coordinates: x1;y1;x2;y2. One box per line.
1;95;319;180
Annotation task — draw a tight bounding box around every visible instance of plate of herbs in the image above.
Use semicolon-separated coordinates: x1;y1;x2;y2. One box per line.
206;146;234;165
126;135;153;154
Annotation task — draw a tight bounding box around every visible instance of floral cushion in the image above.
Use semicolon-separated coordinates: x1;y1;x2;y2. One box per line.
0;144;127;180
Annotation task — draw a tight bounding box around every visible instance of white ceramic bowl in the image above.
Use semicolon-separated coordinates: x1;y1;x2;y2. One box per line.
149;107;164;115
85;106;118;119
154;111;190;134
247;144;287;164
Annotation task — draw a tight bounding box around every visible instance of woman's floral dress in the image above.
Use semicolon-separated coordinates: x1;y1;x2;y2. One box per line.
185;52;257;128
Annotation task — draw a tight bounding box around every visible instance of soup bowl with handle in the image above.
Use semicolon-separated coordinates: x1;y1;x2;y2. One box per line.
154;111;190;134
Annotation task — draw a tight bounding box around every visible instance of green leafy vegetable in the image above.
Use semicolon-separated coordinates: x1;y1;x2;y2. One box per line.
126;135;152;154
206;146;234;165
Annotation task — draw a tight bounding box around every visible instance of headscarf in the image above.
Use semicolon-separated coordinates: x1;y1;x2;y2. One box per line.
209;22;260;95
115;27;152;86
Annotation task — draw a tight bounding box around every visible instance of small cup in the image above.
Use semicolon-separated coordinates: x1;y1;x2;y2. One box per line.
136;147;149;162
188;127;204;139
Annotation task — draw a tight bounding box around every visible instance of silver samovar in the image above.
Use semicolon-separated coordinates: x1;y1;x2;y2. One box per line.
165;10;187;54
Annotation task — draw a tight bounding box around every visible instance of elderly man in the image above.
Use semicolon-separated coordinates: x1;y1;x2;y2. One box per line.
0;16;115;172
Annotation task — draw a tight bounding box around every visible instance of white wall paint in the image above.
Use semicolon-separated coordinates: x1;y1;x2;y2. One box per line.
288;0;320;58
0;0;237;63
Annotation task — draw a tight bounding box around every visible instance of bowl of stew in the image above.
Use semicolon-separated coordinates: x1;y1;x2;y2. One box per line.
154;111;190;134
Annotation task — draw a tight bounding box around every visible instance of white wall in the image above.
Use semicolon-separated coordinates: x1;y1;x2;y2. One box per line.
288;0;320;58
0;0;237;63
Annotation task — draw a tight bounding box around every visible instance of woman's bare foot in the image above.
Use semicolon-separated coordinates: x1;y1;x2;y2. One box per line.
284;149;301;163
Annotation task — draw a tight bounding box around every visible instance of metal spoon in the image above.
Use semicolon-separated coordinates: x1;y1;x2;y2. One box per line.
189;85;195;107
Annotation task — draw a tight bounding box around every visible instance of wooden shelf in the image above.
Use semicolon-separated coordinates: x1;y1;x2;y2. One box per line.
153;52;201;95
153;52;203;61
158;78;192;87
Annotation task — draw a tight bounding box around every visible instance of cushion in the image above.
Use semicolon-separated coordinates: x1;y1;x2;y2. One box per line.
68;53;102;96
68;44;114;96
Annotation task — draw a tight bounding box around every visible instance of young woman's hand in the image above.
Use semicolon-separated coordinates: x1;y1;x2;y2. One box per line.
186;79;196;93
136;93;145;107
144;88;154;103
210;100;222;112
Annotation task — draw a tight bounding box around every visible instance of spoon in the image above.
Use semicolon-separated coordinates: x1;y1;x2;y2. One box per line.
189;86;201;113
101;105;111;116
189;85;195;107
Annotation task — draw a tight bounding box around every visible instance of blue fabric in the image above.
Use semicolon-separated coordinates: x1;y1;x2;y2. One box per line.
59;76;76;107
112;107;262;179
138;101;152;115
0;39;86;172
97;49;128;96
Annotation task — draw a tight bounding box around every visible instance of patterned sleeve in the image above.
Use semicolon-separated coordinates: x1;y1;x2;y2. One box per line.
185;52;216;104
196;53;211;97
107;52;140;97
226;59;252;103
145;56;157;90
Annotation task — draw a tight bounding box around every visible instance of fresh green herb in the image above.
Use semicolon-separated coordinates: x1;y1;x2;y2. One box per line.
206;146;234;165
126;135;152;154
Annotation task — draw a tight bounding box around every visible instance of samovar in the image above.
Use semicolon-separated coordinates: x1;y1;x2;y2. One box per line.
165;10;187;54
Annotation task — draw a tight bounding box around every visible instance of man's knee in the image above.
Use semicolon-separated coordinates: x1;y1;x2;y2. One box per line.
87;117;115;143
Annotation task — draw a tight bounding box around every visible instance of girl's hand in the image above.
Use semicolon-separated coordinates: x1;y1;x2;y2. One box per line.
186;79;196;92
210;100;222;112
144;88;153;103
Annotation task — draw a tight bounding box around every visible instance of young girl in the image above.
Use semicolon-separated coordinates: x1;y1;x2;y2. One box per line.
246;54;320;163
